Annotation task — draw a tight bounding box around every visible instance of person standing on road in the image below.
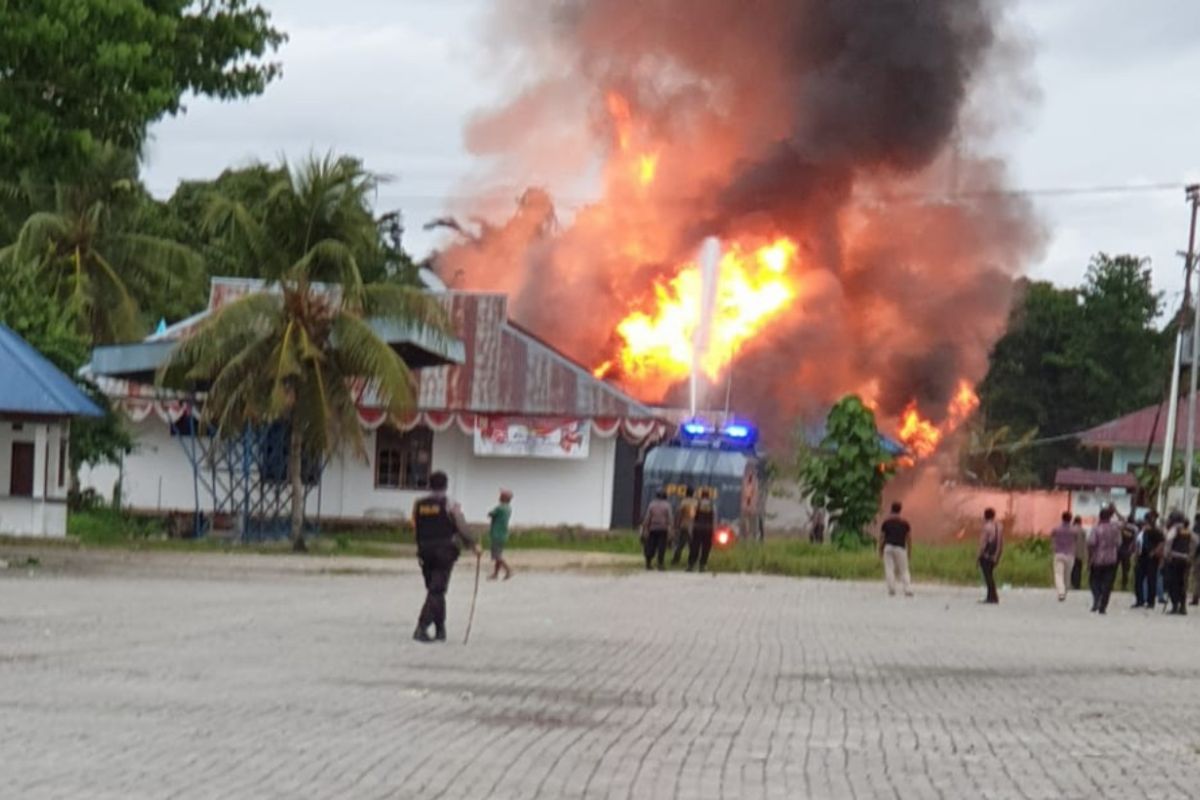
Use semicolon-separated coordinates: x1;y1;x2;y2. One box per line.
1050;511;1076;602
1132;510;1165;609
1164;514;1194;615
879;501;913;597
671;486;697;567
978;508;1003;604
487;489;514;581
1118;514;1137;591
1087;506;1122;614
412;471;480;643
642;490;673;571
1070;516;1087;590
688;489;716;573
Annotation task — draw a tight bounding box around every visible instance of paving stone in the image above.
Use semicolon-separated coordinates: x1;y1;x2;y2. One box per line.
2;559;1199;798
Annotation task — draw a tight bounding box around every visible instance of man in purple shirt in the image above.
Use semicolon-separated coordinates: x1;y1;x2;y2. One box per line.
1050;511;1076;602
1087;506;1122;614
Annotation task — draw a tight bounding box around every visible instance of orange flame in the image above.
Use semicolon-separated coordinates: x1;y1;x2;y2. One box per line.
899;403;942;459
606;91;633;151
607;238;799;393
947;380;980;426
637;153;658;186
896;380;979;464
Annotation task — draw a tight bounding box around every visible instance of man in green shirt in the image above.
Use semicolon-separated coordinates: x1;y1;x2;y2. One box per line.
488;489;514;580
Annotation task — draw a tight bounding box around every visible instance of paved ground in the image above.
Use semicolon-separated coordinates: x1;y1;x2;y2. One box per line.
3;551;1200;799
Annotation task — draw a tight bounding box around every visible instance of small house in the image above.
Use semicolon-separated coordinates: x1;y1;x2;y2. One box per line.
0;324;102;536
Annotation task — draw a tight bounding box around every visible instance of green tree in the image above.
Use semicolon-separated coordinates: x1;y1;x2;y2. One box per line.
159;154;453;550
959;424;1038;489
136;163;425;287
0;258;132;474
0;144;203;343
978;255;1172;485
0;0;285;179
795;396;894;548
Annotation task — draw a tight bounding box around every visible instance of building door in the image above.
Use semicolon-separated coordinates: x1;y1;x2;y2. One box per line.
10;441;35;497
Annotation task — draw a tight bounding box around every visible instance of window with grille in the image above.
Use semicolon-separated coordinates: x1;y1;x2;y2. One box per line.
375;425;433;490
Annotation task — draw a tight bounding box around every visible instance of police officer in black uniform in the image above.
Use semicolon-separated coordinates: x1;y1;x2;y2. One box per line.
688;489;716;573
1164;514;1194;616
412;471;479;643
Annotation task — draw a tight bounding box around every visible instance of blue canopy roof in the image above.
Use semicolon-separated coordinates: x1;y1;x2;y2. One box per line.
0;324;103;418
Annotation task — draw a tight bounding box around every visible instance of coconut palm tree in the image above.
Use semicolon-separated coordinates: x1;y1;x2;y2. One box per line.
160;153;453;551
0;145;202;343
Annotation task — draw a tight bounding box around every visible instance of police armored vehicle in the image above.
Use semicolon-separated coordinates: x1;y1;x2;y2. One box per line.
640;419;768;546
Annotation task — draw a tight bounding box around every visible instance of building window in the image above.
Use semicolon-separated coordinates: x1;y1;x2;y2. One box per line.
375;425;433;490
58;438;67;488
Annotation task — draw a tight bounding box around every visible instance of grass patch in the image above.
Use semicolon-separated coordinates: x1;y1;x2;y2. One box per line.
63;510;1055;587
708;538;1053;588
66;510;404;558
498;529;642;555
68;508;163;545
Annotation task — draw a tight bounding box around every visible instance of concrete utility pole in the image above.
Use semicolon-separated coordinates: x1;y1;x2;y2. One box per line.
1161;187;1200;515
1179;185;1200;516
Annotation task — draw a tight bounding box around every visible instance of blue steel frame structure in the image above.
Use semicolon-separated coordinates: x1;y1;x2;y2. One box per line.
173;413;323;541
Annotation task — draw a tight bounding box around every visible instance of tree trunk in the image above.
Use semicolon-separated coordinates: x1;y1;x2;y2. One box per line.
289;420;307;552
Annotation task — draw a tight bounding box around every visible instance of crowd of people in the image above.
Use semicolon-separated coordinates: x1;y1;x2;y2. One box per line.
882;501;1200;613
1049;506;1200;614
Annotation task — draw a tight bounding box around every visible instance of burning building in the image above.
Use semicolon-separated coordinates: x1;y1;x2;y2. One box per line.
435;0;1042;465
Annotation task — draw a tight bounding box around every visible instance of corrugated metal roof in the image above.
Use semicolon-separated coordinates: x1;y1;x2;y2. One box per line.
0;324;102;418
413;293;660;419
1078;403;1200;450
88;277;466;381
89;279;659;421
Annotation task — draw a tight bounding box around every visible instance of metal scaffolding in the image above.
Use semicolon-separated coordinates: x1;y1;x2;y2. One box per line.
173;414;321;541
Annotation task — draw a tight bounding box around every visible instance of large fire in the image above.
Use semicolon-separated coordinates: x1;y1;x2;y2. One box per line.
600;238;798;390
897;381;980;464
436;0;1038;463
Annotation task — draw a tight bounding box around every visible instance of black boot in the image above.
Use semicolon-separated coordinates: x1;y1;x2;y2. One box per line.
414;624;433;643
434;626;447;642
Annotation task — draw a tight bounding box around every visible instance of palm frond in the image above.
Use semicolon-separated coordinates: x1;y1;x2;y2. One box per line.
202;193;273;274
292;239;365;298
362;284;453;334
204;334;281;436
159;293;283;388
89;251;141;342
330;313;416;417
13;212;70;263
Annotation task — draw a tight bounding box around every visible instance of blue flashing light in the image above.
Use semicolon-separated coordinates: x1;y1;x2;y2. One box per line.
681;420;711;436
722;423;751;439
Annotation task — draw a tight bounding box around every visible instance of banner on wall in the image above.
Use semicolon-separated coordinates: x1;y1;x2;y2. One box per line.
473;417;590;459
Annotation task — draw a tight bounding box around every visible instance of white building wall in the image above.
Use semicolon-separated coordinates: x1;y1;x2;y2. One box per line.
0;420;71;536
83;421;620;530
439;427;617;528
317;427;617;529
81;418;213;512
1111;445;1159;475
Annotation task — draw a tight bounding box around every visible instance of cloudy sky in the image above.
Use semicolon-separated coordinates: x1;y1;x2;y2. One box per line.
141;0;1200;308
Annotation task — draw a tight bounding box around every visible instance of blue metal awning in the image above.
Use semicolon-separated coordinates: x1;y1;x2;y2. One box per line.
0;324;102;418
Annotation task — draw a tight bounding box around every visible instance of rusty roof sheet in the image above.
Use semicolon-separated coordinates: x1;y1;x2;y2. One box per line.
415;293;660;419
94;279;658;421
